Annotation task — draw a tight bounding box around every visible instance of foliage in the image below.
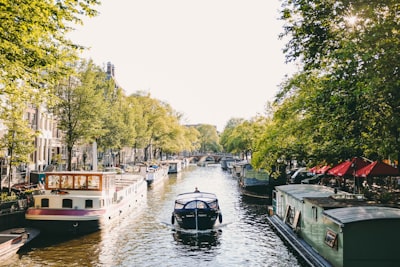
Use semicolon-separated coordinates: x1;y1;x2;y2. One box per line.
52;59;107;170
0;1;100;169
194;124;222;153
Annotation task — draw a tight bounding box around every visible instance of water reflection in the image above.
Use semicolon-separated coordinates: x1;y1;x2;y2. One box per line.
172;229;222;248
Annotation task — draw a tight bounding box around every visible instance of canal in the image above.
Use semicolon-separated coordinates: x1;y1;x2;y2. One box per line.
7;164;308;267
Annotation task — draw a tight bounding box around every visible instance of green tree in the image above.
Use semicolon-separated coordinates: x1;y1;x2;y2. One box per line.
278;0;400;164
195;124;222;153
52;60;106;170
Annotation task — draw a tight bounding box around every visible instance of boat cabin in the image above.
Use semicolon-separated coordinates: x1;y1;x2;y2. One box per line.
273;184;400;267
33;172;118;210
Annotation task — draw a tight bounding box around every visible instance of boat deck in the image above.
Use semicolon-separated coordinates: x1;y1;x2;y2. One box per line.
266;215;332;267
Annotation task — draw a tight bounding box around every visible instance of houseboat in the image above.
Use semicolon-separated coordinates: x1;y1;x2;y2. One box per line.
268;184;400;267
25;171;147;235
220;156;236;171
238;163;286;202
166;160;182;174
144;163;169;186
171;190;222;230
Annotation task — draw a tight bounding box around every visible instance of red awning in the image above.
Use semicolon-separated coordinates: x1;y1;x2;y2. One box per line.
316;165;331;174
309;166;319;174
355;161;399;178
327;157;370;177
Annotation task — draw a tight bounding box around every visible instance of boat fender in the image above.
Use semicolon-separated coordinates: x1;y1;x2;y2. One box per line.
73;222;79;228
171;214;175;225
219;214;223;223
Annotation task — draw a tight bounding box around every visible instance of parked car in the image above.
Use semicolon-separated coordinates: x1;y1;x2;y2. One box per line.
301;173;325;184
290;167;314;184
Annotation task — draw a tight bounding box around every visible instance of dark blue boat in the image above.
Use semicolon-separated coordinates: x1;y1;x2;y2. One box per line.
171;191;222;230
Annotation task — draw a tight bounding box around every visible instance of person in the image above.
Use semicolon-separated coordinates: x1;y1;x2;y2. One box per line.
194;187;200;192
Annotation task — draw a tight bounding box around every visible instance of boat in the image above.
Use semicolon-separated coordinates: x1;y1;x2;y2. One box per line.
171;190;222;230
166;160;182;174
25;171;147;235
267;184;400;267
144;163;169;186
0;227;40;261
238;163;286;202
220;156;236;171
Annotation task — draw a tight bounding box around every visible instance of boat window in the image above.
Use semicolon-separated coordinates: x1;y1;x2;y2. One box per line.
61;175;73;189
208;201;217;209
175;203;184;209
88;175;100;190
74;175;87;189
47;175;60;189
197;201;206;209
312;206;318;221
62;199;73;208
185;201;197;209
324;229;338;249
41;198;49;207
85;200;93;208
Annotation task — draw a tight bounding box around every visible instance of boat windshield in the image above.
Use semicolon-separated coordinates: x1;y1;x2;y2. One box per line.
184;200;207;209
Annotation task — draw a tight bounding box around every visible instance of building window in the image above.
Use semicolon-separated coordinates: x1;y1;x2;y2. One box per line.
62;199;73;208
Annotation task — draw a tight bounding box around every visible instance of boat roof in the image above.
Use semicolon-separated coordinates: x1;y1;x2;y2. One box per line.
175;192;217;203
323;206;400;225
275;184;337;201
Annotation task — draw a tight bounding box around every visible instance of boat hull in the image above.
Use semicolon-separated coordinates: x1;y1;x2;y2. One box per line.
173;209;220;230
26;218;100;235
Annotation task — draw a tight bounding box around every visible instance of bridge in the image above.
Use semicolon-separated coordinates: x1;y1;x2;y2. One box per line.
183;154;235;164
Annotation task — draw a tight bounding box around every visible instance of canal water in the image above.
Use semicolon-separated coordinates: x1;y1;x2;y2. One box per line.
6;164;308;267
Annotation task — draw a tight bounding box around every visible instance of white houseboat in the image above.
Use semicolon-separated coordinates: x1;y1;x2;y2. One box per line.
25;171;147;234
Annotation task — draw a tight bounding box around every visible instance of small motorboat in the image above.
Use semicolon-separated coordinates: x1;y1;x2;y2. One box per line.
171;190;222;230
0;227;40;261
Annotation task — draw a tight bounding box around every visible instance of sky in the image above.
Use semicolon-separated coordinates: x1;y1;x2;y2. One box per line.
69;0;296;132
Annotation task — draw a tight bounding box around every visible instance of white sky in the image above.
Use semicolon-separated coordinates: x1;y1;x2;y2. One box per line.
69;0;296;131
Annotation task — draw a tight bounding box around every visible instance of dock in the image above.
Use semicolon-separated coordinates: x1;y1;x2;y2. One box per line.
266;215;332;267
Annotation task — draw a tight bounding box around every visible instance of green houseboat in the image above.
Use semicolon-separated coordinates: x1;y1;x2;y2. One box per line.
269;184;400;267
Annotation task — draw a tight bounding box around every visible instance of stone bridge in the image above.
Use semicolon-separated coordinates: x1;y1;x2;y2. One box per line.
184;154;232;164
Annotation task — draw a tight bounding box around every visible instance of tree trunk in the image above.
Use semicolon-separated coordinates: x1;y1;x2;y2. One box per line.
67;146;73;171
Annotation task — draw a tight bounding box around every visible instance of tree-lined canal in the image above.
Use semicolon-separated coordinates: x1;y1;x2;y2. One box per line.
7;165;308;267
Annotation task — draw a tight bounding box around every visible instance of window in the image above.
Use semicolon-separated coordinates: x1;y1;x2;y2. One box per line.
312;206;318;221
41;198;49;207
47;175;60;189
85;200;93;208
74;175;87;189
61;175;73;189
87;175;100;190
324;229;338;249
62;199;73;208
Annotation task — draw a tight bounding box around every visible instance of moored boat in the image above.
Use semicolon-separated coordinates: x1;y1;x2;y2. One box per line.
25;171;147;235
171;190;222;230
145;164;169;186
0;227;40;261
268;184;400;267
238;163;286;202
166;160;182;174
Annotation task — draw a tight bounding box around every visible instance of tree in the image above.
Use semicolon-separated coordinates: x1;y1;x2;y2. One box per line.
52;60;106;170
278;0;400;164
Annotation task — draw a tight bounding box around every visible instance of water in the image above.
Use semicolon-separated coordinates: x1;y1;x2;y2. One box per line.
6;165;307;267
